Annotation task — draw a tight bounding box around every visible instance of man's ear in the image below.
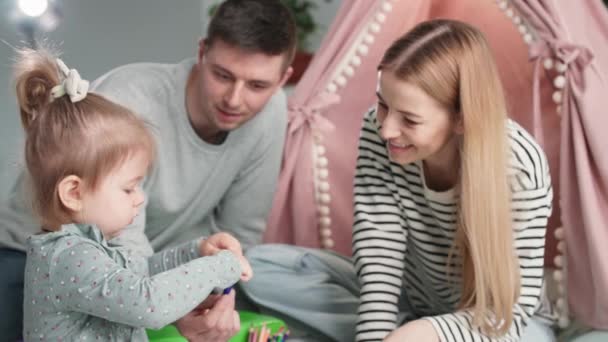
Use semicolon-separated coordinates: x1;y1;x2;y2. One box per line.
278;66;293;88
197;38;207;63
57;175;84;212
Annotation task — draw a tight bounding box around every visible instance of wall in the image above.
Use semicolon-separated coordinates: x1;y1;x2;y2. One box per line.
0;0;341;199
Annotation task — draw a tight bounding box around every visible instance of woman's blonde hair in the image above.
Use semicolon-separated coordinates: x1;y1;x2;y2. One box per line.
379;19;518;335
14;48;156;230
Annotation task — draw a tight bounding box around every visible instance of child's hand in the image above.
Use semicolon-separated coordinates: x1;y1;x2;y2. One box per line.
199;232;253;281
236;256;253;281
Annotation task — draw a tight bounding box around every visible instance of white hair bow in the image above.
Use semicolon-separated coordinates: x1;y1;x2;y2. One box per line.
50;58;89;103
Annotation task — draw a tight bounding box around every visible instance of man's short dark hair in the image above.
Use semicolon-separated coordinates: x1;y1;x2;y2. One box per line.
207;0;297;69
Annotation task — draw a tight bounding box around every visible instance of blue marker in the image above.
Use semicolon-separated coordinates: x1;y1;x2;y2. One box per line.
211;285;233;295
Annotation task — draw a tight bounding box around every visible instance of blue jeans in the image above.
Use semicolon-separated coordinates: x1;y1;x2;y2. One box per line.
241;244;556;342
0;248;26;341
571;331;608;342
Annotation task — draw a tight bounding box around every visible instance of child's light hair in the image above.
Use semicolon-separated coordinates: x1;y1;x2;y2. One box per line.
14;48;156;230
379;19;519;335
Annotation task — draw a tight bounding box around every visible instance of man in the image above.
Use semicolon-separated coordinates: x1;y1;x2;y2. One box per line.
0;0;296;340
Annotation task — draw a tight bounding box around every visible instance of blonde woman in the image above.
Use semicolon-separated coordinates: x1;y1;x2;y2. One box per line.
353;19;555;341
242;19;555;342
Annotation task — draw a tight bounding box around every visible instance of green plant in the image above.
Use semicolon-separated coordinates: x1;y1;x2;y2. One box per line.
283;0;320;51
208;0;332;52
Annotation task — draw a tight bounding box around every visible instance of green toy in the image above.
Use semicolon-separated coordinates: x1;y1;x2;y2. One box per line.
147;311;288;342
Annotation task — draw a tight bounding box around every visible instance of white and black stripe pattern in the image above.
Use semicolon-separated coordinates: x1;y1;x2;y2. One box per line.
353;109;554;342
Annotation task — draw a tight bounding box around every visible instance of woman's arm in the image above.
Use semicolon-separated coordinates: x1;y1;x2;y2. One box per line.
353;110;408;342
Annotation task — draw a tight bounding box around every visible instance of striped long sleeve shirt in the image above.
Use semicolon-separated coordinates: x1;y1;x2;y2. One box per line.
353;109;554;342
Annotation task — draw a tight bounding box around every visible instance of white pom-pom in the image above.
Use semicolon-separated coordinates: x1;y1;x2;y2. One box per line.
318;181;330;192
499;1;508;10
554;255;564;267
553;270;564;282
506;9;514;17
319;216;331;227
557;241;566;253
316;144;326;155
513;16;522;25
318;193;331;204
363;34;375;45
554;75;566;89
357;44;369;56
376;13;386;23
382;2;393;13
322;238;335;249
543;58;554;70
556;62;568;73
320;227;332;238
369;23;381;34
351;56;362;67
317;205;330;216
318;168;329;179
317;157;328;167
552;91;563;104
554;227;565;240
523;34;533;44
335;75;347;87
343;66;355;77
518;24;528;34
326;82;338;93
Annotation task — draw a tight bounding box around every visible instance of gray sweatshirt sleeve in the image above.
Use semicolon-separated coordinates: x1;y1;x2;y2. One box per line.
49;242;240;330
146;238;202;276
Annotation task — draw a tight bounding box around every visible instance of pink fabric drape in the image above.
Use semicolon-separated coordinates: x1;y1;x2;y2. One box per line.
264;0;431;255
510;0;608;329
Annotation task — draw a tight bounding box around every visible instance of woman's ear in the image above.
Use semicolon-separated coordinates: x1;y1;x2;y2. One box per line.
453;112;464;135
57;175;84;212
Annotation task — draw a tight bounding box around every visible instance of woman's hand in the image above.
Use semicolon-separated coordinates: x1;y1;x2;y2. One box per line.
384;319;439;342
199;232;253;281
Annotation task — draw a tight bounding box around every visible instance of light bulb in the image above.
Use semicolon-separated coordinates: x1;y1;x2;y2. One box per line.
18;0;49;17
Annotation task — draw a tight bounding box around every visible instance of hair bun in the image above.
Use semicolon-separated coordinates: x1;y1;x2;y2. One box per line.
14;49;61;129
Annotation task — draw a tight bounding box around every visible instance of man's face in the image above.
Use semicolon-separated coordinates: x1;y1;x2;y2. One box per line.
195;39;291;135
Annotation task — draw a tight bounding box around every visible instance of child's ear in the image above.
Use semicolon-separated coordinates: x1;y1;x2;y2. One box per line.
57;175;84;212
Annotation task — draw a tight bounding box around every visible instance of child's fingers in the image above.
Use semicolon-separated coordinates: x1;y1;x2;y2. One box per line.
239;256;253;281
